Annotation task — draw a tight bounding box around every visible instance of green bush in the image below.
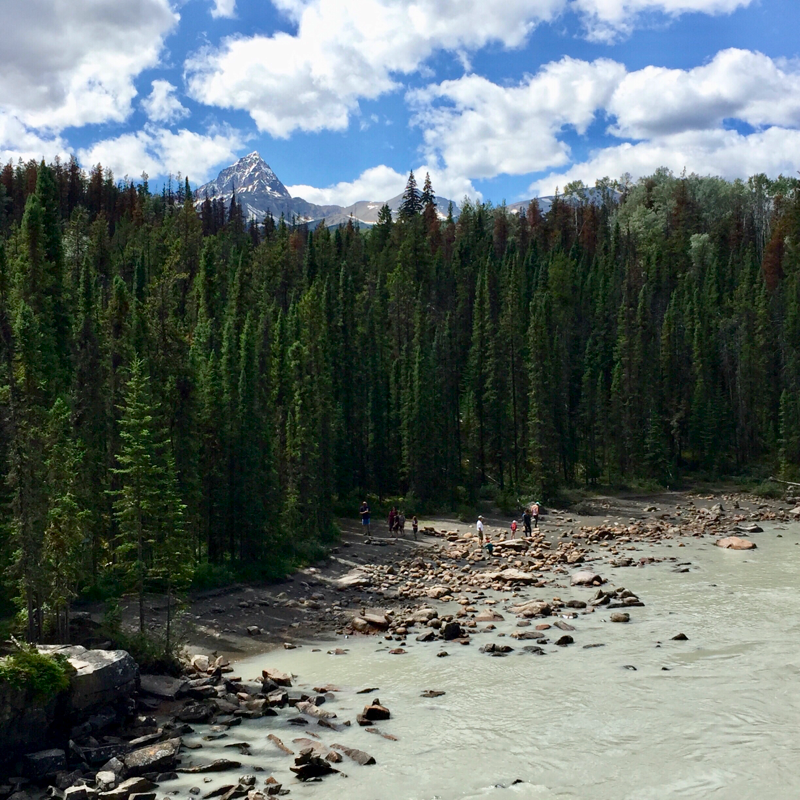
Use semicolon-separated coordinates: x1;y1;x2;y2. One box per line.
191;561;237;591
0;645;73;704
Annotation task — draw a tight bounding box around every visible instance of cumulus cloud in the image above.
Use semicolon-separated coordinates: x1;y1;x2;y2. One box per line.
3;0;178;131
572;0;754;42
211;0;237;18
142;80;190;125
608;48;800;137
0;113;68;165
287;164;478;206
408;48;800;193
409;57;625;179
185;0;564;137
77;126;244;183
530;127;800;195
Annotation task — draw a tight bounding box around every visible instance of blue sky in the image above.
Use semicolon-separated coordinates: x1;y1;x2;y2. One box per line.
3;0;800;205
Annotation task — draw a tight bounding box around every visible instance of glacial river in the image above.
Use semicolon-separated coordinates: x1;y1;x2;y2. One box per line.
173;524;800;800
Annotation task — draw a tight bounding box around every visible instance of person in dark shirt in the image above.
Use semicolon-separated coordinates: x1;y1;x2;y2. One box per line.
360;501;371;535
522;509;532;537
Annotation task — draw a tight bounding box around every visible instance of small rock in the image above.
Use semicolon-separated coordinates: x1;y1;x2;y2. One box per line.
610;612;630;623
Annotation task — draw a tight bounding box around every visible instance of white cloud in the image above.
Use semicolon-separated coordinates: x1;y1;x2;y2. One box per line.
409;48;800;193
530;127;800;195
409;57;625;179
287;164;478;206
0;113;68;165
185;0;564;137
211;0;237;18
571;0;754;42
608;48;800;138
142;80;190;125
78;126;244;183
2;0;178;131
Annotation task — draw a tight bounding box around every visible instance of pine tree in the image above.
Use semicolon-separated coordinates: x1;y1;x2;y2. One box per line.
399;171;422;220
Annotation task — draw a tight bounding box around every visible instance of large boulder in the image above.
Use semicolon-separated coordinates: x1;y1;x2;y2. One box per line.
139;675;186;700
38;646;138;714
509;600;551;618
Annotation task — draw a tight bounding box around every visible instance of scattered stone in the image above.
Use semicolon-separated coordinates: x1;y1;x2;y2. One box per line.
420;690;445;698
442;621;463;640
177;760;242;775
124;739;181;777
266;736;293;756
289;750;339;782
555;635;574;646
610;612;630;623
261;668;292;687
716;537;757;550
671;633;689;641
295;701;336;720
331;745;376;766
571;570;604;586
388;648;406;654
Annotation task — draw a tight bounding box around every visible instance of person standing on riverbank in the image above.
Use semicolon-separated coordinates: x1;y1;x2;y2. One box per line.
522;509;532;537
412;515;418;539
477;515;485;545
360;500;371;535
511;519;518;537
532;501;540;529
388;506;397;535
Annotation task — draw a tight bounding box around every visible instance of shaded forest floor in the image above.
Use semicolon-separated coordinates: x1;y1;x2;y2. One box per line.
66;484;787;660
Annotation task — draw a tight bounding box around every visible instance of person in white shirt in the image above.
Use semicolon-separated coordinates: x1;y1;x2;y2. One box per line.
477;515;485;545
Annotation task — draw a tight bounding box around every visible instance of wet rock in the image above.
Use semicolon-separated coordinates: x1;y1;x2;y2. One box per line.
480;643;513;654
388;648;406;655
363;613;389;629
522;646;545;655
178;760;242;775
570;570;604;587
123;738;181;777
583;643;605;649
420;690;445;698
261;668;292;687
332;745;376;766
100;778;157;800
177;703;215;724
289;750;339;782
295;701;336;720
442;621;463;640
509;600;551;618
23;750;66;780
266;736;293;756
737;523;763;533
365;727;398;741
358;700;390;725
415;630;436;642
671;633;689;641
716;537;757;550
139;675;186;700
610;612;630;623
474;610;504;623
511;631;544;641
555;635;574;646
554;621;575;631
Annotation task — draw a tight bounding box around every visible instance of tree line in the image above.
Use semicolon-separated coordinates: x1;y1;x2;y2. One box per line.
0;158;798;641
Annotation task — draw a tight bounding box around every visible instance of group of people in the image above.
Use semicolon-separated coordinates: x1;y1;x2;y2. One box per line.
476;501;541;555
358;500;418;540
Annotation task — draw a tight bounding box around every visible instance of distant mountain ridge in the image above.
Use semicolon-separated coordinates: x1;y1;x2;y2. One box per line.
196;153;618;228
196;152;458;227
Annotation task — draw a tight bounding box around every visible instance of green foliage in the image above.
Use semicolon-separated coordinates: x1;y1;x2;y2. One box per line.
0;644;73;703
0;159;799;636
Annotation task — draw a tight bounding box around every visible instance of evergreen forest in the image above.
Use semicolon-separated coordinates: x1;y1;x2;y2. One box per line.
1;158;799;641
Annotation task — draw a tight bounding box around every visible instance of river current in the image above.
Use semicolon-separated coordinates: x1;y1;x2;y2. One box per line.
172;524;800;800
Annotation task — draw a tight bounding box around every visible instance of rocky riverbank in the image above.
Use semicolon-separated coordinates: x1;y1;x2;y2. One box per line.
3;490;795;799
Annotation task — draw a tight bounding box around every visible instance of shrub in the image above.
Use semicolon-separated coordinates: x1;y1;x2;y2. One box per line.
0;644;73;704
